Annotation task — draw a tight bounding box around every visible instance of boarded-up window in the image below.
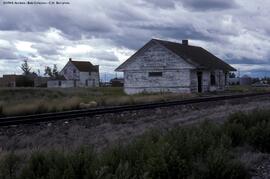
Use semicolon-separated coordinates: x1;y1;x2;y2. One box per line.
149;72;162;77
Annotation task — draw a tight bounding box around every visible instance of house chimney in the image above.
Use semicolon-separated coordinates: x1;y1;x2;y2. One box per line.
69;58;72;61
182;40;188;45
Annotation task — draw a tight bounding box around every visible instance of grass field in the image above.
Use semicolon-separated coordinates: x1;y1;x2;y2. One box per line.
227;85;270;93
2;109;270;178
0;87;196;116
0;85;269;116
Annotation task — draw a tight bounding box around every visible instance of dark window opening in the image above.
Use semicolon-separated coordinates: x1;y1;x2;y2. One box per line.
149;72;162;77
225;72;227;85
89;71;91;76
58;81;61;86
218;72;221;86
197;72;202;93
73;69;76;73
210;72;216;85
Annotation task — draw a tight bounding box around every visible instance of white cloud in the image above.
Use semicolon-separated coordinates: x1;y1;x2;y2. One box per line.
15;41;37;53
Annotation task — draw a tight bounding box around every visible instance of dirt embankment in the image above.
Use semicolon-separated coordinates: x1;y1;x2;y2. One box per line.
0;95;269;153
2;95;270;178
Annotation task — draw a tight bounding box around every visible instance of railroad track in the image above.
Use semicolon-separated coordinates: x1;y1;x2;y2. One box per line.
0;92;270;126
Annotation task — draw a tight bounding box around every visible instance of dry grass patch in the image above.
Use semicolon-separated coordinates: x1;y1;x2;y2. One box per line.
132;95;165;104
3;101;47;116
133;93;195;104
2;97;81;116
57;97;81;111
102;96;133;106
98;93;196;107
79;101;98;109
0;87;197;116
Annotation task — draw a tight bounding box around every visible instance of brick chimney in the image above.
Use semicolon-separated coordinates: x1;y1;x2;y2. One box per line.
182;40;188;45
69;58;72;61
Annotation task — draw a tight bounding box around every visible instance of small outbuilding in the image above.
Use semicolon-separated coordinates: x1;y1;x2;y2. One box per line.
110;78;124;87
240;75;252;85
0;74;35;87
115;39;236;94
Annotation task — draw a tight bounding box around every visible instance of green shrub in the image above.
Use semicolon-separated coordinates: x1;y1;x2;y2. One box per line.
227;112;249;128
226;109;270;152
192;146;249;179
65;147;97;179
96;122;248;179
247;121;270;152
223;122;246;146
227;110;270;129
20;148;97;179
2;115;261;178
0;153;21;179
20;152;51;179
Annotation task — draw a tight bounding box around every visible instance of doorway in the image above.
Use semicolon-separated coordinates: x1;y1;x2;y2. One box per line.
197;72;202;93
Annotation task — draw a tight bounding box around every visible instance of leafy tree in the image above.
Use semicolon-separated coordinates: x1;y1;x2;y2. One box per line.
44;66;53;77
44;64;59;78
52;64;59;78
37;69;41;76
21;59;32;75
229;72;236;78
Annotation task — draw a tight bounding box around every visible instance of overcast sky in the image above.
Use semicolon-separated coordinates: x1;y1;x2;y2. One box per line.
0;0;270;78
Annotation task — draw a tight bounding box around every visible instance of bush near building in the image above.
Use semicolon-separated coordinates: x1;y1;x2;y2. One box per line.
2;109;270;178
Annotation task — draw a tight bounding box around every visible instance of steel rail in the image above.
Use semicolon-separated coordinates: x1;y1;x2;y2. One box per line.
0;92;270;126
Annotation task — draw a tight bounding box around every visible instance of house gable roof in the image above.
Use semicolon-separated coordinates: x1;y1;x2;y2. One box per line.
115;40;157;71
115;39;236;71
69;60;99;72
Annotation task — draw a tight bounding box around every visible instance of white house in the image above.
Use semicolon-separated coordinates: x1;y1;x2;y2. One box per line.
115;39;236;94
47;58;100;88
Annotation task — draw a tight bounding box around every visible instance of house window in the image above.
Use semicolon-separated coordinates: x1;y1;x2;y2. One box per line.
73;69;76;73
58;81;61;86
210;72;216;85
89;72;91;76
149;72;163;77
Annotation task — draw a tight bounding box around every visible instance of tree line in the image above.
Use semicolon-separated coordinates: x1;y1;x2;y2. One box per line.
20;59;59;78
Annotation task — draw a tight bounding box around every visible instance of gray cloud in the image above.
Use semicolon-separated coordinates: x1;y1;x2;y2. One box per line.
180;0;238;11
31;43;60;56
226;57;270;65
0;0;269;77
0;48;17;59
89;51;119;62
0;5;115;40
142;0;176;9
